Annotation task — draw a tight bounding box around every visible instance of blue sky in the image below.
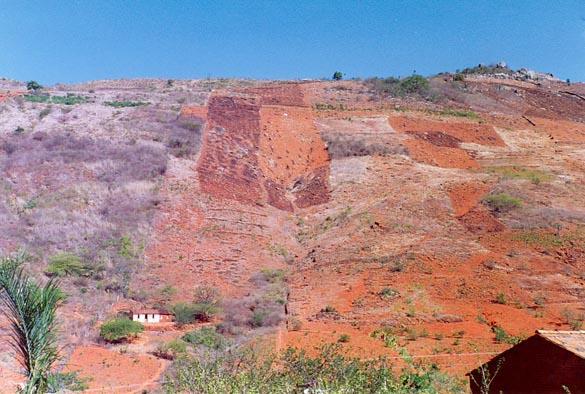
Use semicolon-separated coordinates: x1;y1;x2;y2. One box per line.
1;1;584;84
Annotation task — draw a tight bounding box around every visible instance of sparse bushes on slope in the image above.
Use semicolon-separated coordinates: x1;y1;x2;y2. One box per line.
366;74;430;97
99;317;143;342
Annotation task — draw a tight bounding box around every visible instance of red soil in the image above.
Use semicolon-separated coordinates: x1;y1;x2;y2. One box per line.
64;345;164;393
404;139;479;169
389;115;506;147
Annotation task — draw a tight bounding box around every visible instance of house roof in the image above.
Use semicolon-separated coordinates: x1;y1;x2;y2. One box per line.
468;330;585;376
537;330;585;360
132;308;172;315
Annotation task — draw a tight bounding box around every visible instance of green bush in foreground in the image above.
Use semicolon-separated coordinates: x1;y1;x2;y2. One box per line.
99;317;143;342
163;344;464;393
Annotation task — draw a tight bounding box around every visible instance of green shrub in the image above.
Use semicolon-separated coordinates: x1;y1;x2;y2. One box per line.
99;318;143;342
104;100;149;108
495;292;507;305
492;326;522;345
483;193;522;213
332;71;343;81
154;339;187;360
338;334;350;343
182;326;227;349
26;81;43;91
399;75;429;95
172;303;198;325
45;253;88;277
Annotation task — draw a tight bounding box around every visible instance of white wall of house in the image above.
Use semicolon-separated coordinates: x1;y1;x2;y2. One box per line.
132;313;161;323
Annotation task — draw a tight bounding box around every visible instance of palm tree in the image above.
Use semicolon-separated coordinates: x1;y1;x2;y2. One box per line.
0;254;64;393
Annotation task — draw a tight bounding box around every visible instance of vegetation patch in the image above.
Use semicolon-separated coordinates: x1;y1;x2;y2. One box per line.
163;344;464;393
104;100;149;108
24;93;88;105
99;317;144;342
492;326;523;345
482;193;522;213
45;252;88;277
366;75;430;97
182;326;228;350
429;108;480;120
486;166;552;185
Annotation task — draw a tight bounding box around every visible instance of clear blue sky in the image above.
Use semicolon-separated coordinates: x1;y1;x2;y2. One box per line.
1;0;584;84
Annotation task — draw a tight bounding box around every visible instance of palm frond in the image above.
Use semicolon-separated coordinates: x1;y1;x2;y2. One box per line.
0;255;64;393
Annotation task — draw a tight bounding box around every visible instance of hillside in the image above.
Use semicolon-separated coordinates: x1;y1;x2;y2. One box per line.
1;70;585;391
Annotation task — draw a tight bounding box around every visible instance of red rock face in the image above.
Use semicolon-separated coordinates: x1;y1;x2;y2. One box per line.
198;95;264;204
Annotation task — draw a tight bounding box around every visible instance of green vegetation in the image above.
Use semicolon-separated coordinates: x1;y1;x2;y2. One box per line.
321;305;337;313
510;229;585;249
182;326;228;350
45;253;88;277
492;326;523;345
172;285;221;325
338;334;350;343
0;254;65;393
313;102;348;111
154;339;188;360
486;166;552;185
431;108;480;120
47;371;90;392
332;71;343;81
259;268;286;283
460;63;513;76
367;74;430;97
26;81;43;91
163;344;464;393
24;93;87;105
99;317;143;342
482;193;522;213
104;100;149;108
495;292;507;305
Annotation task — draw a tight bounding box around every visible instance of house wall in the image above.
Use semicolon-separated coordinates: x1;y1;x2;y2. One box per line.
470;336;585;394
132;313;161;323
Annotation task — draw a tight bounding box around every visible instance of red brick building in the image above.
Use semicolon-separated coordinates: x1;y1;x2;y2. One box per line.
469;330;585;394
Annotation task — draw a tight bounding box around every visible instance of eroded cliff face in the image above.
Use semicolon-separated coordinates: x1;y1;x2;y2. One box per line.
1;74;585;389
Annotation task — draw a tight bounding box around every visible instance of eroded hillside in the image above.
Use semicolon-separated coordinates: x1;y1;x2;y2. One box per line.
1;72;585;391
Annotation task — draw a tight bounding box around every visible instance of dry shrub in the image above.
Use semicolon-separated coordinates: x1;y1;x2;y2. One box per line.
322;133;406;159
